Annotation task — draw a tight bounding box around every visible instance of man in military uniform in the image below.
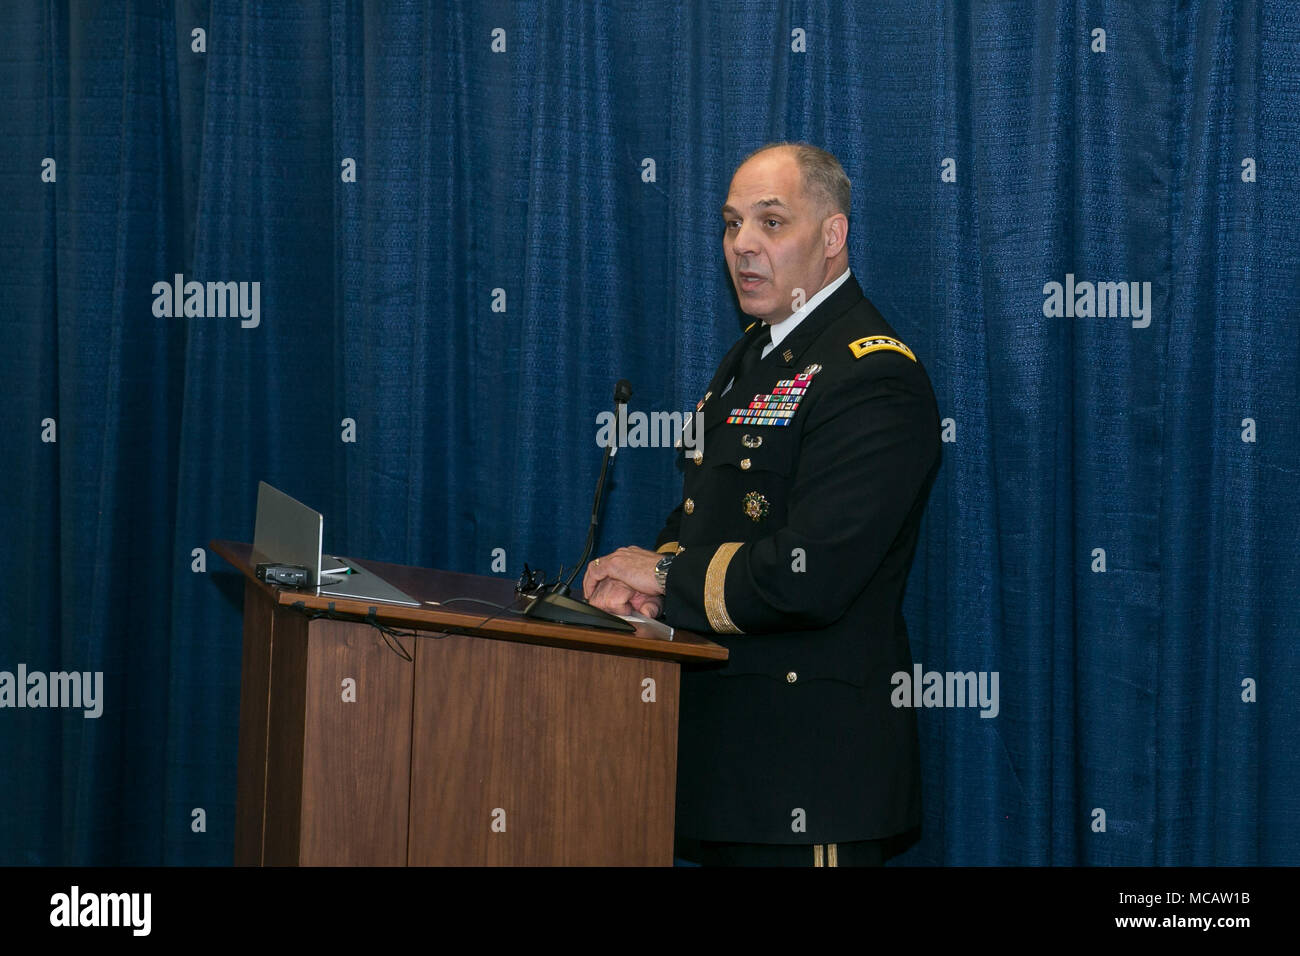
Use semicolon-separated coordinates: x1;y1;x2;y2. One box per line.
583;142;941;866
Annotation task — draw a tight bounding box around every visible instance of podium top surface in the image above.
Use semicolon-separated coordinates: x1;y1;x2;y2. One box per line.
211;540;727;665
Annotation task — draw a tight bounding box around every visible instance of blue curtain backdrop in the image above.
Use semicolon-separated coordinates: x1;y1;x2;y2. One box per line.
1;0;1296;865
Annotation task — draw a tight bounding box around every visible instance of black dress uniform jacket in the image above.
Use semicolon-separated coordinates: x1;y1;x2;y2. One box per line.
655;273;941;845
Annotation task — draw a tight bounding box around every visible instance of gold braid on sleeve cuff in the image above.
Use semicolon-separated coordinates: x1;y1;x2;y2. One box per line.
704;542;744;634
656;541;682;554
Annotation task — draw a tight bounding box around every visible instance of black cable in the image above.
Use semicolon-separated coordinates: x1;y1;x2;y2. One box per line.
435;596;528;634
438;596;525;615
284;595;526;662
288;599;419;661
366;608;416;662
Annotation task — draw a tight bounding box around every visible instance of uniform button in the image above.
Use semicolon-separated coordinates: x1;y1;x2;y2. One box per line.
693;450;704;465
740;458;752;470
786;671;798;683
684;498;695;515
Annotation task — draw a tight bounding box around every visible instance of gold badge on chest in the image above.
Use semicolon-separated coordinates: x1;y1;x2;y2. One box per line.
742;491;770;522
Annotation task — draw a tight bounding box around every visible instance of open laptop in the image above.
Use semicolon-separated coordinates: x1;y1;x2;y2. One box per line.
251;481;421;608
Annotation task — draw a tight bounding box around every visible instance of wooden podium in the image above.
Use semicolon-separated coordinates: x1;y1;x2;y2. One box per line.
211;540;726;866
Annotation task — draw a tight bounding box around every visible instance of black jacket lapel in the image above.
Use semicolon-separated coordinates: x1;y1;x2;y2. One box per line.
705;274;866;434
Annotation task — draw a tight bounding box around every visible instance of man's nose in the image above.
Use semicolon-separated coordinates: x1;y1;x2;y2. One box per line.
732;220;761;256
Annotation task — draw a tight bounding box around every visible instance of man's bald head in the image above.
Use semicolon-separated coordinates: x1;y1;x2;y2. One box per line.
737;142;851;220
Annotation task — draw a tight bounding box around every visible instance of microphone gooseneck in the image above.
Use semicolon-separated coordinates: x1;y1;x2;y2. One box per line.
521;379;637;632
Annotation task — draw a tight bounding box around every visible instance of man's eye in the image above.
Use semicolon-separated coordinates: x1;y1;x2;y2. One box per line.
765;219;781;228
725;220;739;229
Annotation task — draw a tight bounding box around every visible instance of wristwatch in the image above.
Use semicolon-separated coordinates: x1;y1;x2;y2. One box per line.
654;553;676;590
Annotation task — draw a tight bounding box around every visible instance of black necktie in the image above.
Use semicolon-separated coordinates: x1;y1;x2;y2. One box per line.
735;324;772;383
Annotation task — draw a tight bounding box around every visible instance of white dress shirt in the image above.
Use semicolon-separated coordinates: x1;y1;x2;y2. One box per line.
722;268;852;394
763;267;852;358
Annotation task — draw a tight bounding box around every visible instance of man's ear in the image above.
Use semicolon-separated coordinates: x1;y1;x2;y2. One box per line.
823;213;848;258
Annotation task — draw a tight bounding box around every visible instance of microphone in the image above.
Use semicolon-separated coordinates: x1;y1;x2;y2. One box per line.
522;379;636;631
564;379;631;580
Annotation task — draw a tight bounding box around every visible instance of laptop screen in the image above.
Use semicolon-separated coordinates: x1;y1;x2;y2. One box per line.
251;481;324;586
